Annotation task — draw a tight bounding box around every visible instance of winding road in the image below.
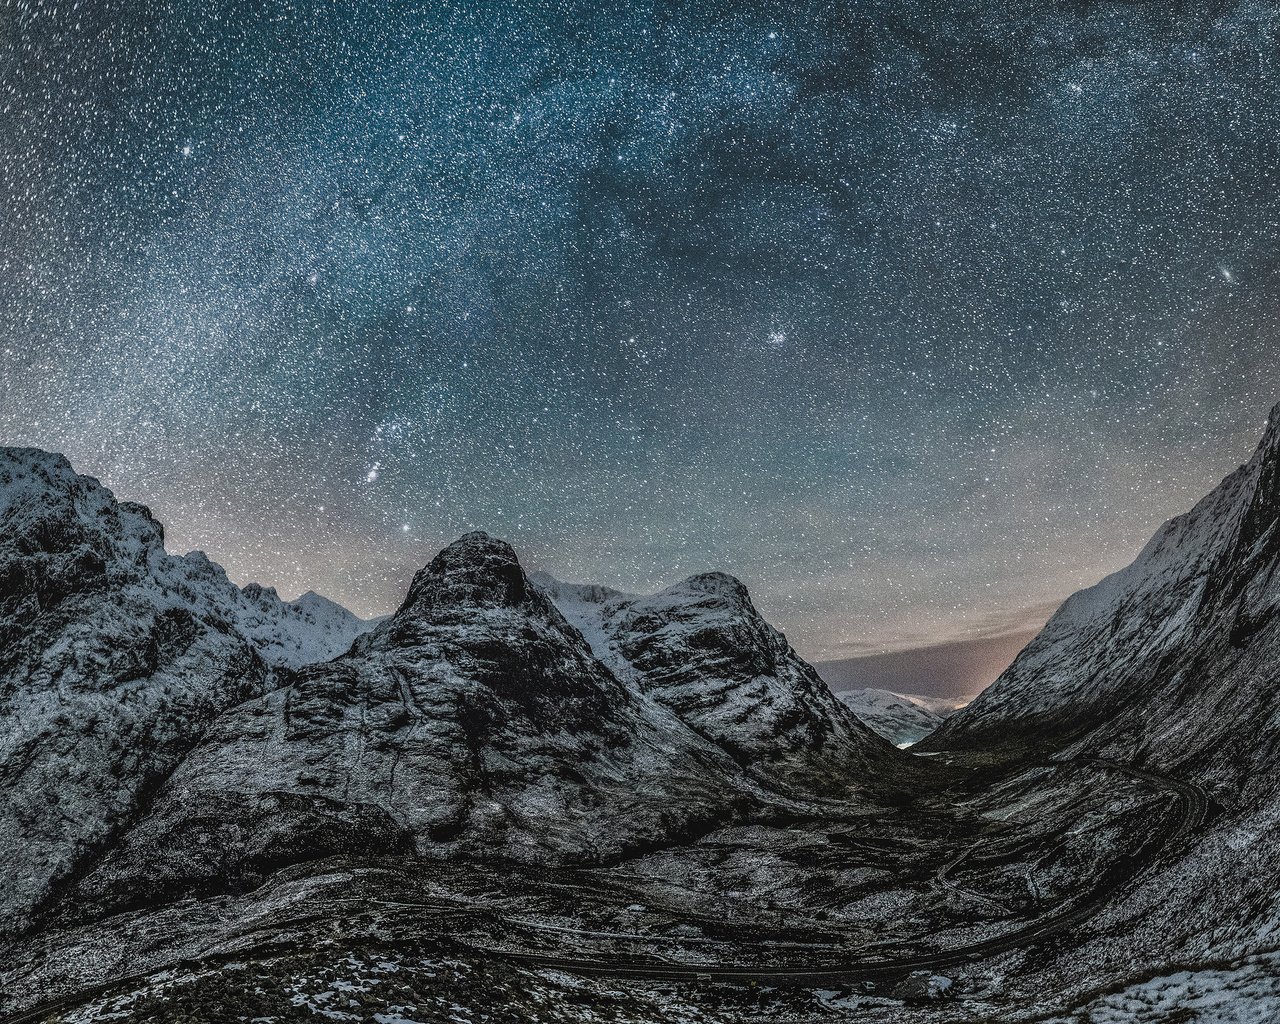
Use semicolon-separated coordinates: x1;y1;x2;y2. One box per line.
491;758;1211;985
0;758;1210;1020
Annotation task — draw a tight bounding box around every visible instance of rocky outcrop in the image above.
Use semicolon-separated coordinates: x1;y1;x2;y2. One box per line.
0;450;267;931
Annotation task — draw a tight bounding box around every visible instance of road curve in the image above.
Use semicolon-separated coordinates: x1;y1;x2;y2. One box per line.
0;759;1209;1020
497;757;1210;986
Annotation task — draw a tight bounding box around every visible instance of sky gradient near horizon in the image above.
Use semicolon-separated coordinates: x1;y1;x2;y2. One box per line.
2;1;1278;672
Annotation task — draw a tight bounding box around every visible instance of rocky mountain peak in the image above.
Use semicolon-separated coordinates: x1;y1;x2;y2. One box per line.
241;582;281;603
398;530;534;616
0;448;165;563
1232;401;1280;569
534;564;895;786
0;446;78;494
668;571;753;606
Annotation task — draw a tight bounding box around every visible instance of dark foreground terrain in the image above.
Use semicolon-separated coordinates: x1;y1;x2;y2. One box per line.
0;748;1215;1022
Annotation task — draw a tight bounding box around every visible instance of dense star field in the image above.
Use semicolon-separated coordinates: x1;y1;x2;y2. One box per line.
1;0;1276;669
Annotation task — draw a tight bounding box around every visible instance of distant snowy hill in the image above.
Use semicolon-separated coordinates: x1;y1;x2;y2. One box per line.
834;689;955;747
238;583;376;667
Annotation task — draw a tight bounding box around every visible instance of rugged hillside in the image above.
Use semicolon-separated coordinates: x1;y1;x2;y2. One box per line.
76;534;775;909
835;689;945;747
912;404;1280;1019
927;403;1280;771
0;449;377;932
0;457;232;926
533;572;896;790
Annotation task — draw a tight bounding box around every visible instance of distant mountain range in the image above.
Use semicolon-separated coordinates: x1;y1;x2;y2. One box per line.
815;627;1045;701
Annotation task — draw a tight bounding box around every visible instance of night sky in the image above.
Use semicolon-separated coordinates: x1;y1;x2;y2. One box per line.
2;2;1278;679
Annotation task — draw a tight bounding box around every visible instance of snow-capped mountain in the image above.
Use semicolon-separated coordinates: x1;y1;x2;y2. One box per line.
0;449;374;930
927;402;1280;774
1;446;903;929
532;571;896;791
834;689;947;747
238;583;377;667
76;534;777;908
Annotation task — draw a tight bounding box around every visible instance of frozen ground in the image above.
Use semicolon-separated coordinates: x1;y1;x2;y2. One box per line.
1043;951;1280;1024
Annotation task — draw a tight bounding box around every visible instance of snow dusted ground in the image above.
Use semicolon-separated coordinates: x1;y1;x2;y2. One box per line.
53;951;747;1024
1043;951;1280;1024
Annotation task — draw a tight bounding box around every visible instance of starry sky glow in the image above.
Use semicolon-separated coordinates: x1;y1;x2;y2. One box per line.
2;1;1278;670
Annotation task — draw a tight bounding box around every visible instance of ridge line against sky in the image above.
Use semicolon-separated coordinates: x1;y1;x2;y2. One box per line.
2;1;1277;672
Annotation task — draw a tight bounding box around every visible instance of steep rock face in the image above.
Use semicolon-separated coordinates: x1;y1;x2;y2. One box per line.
533;571;896;791
0;449;377;931
0;451;267;931
80;535;753;906
927;404;1280;779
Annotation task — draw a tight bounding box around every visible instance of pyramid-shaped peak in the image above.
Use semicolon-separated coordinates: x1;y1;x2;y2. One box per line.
399;531;531;615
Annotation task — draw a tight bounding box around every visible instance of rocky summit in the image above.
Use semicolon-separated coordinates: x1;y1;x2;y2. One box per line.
533;569;896;791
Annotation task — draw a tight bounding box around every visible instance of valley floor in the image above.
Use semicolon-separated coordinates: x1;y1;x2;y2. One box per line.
0;753;1233;1024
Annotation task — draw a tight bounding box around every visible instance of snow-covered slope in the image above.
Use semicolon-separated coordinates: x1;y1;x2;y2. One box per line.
532;571;897;792
77;534;765;907
237;583;376;667
0;449;375;931
915;404;1280;1008
928;403;1280;760
835;689;945;747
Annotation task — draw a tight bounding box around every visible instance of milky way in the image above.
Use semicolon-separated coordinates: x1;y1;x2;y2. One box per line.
2;1;1277;662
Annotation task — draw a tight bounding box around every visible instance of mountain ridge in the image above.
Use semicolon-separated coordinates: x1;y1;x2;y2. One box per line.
0;458;899;929
926;402;1280;759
